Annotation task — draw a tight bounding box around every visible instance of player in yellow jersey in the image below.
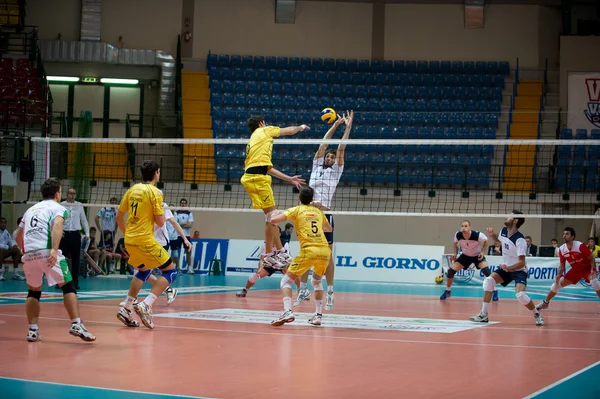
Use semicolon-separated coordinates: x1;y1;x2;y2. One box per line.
268;186;332;326
115;160;177;330
241;116;309;269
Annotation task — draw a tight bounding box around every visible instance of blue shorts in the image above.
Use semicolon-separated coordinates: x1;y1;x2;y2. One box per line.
495;269;528;287
324;214;334;245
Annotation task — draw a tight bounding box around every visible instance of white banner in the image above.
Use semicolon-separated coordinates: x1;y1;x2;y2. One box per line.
568;72;600;131
225;240;443;284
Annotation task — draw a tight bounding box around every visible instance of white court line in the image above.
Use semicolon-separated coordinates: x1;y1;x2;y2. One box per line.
1;313;599;352
74;304;600;334
0;376;220;399
522;360;600;399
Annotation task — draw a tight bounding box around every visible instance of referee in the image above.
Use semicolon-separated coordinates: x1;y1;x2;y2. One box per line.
60;188;90;290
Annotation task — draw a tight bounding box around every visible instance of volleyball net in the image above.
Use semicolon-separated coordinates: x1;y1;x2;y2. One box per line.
24;136;600;218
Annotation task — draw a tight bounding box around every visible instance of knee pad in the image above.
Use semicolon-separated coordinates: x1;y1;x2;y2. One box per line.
483;276;496;292
265;209;280;223
311;275;324;291
550;282;561;293
161;268;178;284
591;278;600;291
516;291;531;305
135;268;152;282
280;273;294;290
480;267;491;277
249;273;261;283
447;268;456;278
27;289;41;301
61;281;76;295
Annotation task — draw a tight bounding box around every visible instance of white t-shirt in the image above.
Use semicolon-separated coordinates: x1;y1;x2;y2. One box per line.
175;210;194;236
454;230;487;257
498;227;528;272
97;207;117;232
154;203;174;247
309;157;344;209
20;200;68;253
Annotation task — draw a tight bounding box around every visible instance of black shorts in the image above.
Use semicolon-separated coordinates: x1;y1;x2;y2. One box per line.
171;236;191;252
495;269;528;287
456;254;486;269
262;265;284;277
324;214;334;245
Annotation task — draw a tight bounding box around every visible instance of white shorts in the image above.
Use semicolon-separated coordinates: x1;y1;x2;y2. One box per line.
22;249;73;288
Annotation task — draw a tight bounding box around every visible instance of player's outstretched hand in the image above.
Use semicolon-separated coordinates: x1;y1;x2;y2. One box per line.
289;175;306;190
485;227;496;237
300;124;311;131
183;239;193;252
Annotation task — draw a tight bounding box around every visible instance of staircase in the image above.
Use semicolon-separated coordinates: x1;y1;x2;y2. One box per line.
502;80;543;192
182;71;216;184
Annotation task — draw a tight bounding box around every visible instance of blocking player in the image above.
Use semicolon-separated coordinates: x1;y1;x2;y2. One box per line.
440;220;498;301
469;211;544;326
269;187;332;327
536;227;600;310
116;160;177;329
15;177;95;342
119;202;191;307
236;239;290;297
295;111;353;311
240;115;308;269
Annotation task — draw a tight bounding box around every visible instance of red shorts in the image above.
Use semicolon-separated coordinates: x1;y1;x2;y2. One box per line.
563;268;592;284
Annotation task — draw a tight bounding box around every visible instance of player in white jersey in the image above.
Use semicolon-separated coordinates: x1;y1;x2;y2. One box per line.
440;220;498;301
295;110;353;310
236;240;290;297
469;211;544;326
15;177;96;342
119;203;191;307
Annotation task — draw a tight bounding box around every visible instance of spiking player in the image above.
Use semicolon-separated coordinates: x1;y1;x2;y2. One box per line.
235;239;290;297
241;116;308;269
470;211;544;326
440;220;498;301
116;160;178;329
15;177;95;342
119;202;191;307
295;110;353;311
536;227;600;311
269;187;332;327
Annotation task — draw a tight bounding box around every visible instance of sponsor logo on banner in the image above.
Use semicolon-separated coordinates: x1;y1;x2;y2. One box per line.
568;72;600;130
173;239;229;275
584;78;600;127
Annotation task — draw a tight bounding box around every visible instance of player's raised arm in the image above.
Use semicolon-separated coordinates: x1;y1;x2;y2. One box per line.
485;227;501;247
267;167;306;189
270;212;288;225
314;115;345;160
336;110;353;167
279;124;310;137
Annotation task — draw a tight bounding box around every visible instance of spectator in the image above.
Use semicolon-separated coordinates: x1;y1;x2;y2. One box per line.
60;188;90;290
115;237;131;275
0;216;24;281
587;237;600;258
525;236;537;257
101;231;121;274
85;227;104;276
174;198;194;273
95;197;118;246
551;238;559;257
192;230;201;239
280;223;294;245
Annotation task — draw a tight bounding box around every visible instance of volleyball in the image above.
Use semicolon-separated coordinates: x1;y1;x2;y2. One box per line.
434;275;444;284
320;108;337;124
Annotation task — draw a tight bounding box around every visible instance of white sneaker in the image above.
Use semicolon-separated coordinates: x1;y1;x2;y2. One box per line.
263;253;284;269
308;313;322;326
293;289;311;307
69;322;96;341
535;300;549;311
119;298;138;307
166;288;178;305
534;312;545;326
27;329;40;342
12;273;25;281
469;312;489;323
116;307;139;327
325;292;335;311
0;274;5;281
133;302;155;329
275;250;293;267
271;309;295;326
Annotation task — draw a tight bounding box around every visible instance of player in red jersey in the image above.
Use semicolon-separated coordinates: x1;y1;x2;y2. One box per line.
536;227;600;311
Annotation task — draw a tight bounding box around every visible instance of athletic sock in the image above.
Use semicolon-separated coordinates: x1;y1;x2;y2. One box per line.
300;282;307;290
71;318;81;324
283;297;292;310
481;302;489;314
446;287;452;292
327;285;334;294
124;295;136;310
316;300;323;314
533;308;540;315
143;293;157;307
29;324;38;331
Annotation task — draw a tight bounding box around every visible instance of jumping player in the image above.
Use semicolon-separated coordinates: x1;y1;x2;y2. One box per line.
15;177;95;342
240;116;308;269
116;160;178;329
536;227;600;311
295;110;353;310
440;220;498;301
469;211;544;326
269;187;332;327
235;240;290;297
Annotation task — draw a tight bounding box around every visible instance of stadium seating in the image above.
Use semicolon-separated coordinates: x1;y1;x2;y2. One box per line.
207;54;509;188
555;128;600;192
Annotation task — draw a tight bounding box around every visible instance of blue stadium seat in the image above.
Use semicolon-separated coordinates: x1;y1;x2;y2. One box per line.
277;57;288;69
244;68;256;80
487;61;499;75
312;58;324;70
218;54;230;67
233;68;245;80
471;128;484;139
382;60;393;73
368;85;381;98
207;53;218;68
466;100;477;112
429;99;440;111
576;129;588;139
464;61;475;75
499;61;510;76
405;60;416;73
334;59;347;71
234;80;246;93
304;70;316;83
484;128;496;139
320;84;332;97
252;57;266;69
247;94;258;107
493;75;504;88
560;128;573;139
417;87;429;99
451;61;463;74
280;69;291;82
591;129;600;140
272;82;283;95
393;60;404;73
223;93;235;106
246;81;258;94
475;61;486;74
368;98;380;111
358;59;370;71
417;61;428;73
392;98;404;111
297;57;310;70
446;75;458;87
381;86;393;98
388;74;400;86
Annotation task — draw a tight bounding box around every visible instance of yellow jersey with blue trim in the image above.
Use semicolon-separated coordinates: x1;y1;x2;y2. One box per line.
244;126;281;170
283;205;329;249
118;183;164;242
